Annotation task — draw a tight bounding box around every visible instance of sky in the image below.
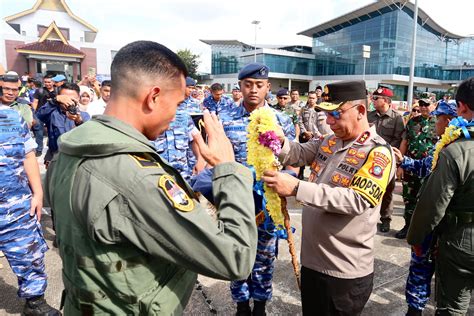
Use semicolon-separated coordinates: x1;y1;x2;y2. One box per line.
1;0;473;73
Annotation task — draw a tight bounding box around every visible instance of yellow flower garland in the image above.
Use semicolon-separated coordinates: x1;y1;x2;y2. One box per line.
247;107;284;226
431;125;461;171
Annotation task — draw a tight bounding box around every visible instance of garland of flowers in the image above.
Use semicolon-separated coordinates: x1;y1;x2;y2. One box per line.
431;125;461;171
247;107;284;227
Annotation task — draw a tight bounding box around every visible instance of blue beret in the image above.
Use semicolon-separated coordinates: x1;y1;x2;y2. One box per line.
431;100;457;117
276;88;289;97
238;63;269;80
185;77;196;87
52;74;66;82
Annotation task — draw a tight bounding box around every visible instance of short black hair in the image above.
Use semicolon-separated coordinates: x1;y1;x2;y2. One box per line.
456;77;474;111
210;83;223;91
44;75;53;80
59;82;80;95
111;41;188;98
101;80;112;88
308;90;316;95
290;89;299;94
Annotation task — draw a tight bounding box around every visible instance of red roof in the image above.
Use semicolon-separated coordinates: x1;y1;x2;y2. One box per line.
16;40;84;56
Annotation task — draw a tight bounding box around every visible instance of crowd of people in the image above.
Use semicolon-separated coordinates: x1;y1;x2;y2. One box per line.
1;40;474;316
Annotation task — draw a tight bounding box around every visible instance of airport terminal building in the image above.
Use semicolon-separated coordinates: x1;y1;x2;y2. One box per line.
201;1;474;100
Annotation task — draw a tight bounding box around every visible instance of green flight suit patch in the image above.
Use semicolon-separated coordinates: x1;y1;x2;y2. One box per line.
159;175;194;212
130;154;161;168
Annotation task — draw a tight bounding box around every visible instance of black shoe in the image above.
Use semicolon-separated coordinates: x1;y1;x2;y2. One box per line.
236;301;251;316
252;300;266;316
395;225;409;239
35;151;42;157
379;219;391;233
23;296;61;316
406;306;422;316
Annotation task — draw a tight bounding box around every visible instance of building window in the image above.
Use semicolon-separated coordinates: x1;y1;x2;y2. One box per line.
21;31;26;36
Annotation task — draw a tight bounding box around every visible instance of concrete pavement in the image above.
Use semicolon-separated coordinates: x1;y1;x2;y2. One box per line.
1;179;473;315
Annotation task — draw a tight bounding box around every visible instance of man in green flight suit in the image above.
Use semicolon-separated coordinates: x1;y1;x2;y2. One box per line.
45;41;258;315
407;77;474;315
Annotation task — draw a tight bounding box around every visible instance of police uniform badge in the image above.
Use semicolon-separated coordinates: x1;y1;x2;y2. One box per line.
159;175;194;212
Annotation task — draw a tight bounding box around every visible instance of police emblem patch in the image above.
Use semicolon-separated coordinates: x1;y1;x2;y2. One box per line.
368;151;390;178
158;175;194;212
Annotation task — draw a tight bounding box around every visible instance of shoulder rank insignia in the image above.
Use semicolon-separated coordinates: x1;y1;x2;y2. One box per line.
159;175;194;212
130;155;161;168
321;146;333;154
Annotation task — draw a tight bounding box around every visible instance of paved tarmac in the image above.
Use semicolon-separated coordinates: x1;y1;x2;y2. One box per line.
1;164;473;315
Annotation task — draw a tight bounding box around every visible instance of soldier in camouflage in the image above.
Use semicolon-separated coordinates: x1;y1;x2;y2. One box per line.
220;63;295;316
393;100;457;316
151;89;204;182
0;105;60;315
396;98;437;239
180;77;202;113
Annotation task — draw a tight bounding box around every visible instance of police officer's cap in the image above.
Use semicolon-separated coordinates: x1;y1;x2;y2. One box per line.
431;100;457;117
238;63;269;80
318;80;367;111
276;88;289;97
185;77;196;87
373;85;394;98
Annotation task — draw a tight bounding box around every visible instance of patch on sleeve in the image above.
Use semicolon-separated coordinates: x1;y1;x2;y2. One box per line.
158;175;194;212
349;145;393;207
129;155;161;168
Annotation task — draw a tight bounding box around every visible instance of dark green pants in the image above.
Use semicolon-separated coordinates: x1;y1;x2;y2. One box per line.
402;173;423;223
435;240;474;315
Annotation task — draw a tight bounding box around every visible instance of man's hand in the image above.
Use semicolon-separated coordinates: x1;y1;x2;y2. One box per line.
193;157;207;174
29;193;43;222
192;111;234;166
262;170;300;197
56;95;78;110
396;167;404;180
274;124;285;144
392;147;403;164
65;111;83;125
303;131;313;140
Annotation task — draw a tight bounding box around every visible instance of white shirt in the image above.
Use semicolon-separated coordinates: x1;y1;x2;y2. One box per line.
87;98;107;117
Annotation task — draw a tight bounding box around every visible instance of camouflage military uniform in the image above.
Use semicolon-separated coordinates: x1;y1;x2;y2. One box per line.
151;103;197;182
400;153;435;312
181;95;201;113
0;106;48;298
220;104;295;303
202;94;234;115
402;115;437;222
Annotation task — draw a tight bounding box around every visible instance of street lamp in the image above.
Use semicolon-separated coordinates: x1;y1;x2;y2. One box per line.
251;20;260;62
362;45;371;80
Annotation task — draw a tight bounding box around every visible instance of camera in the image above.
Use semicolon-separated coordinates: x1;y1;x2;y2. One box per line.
66;101;79;115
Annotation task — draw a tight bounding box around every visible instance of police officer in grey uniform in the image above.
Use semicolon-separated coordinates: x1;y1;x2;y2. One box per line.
367;86;404;232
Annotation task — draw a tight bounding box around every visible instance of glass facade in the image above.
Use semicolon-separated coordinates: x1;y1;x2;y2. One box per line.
208;5;474;83
313;6;474;79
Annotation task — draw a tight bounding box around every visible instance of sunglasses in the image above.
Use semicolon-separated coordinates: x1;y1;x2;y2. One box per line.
418;103;430;107
325;103;360;120
372;96;385;101
412;109;420;113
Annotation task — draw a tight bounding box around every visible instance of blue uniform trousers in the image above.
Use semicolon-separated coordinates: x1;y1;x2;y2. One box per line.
406;233;435;311
230;224;277;302
0;202;48;298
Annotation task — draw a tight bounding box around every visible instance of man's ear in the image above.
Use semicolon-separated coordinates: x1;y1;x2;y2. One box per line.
145;86;161;111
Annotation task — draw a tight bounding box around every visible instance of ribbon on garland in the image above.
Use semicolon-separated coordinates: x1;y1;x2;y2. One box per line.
449;117;474;139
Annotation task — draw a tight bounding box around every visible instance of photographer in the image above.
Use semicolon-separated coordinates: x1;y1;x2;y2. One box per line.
36;82;90;166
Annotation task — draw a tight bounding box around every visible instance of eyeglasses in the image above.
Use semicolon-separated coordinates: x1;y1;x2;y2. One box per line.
372;96;384;100
412;109;420;113
325;103;361;120
418;103;430;107
277;96;288;99
1;87;19;93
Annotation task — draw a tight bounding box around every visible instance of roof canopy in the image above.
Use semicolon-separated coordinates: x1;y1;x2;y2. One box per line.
298;1;466;40
4;0;98;33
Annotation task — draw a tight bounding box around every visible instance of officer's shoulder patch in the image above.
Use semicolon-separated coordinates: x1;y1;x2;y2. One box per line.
129;154;161;168
158;174;194;212
349;145;393;207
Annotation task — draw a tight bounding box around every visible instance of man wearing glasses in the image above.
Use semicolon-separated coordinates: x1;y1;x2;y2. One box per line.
1;72;33;126
368;86;405;233
396;96;437;239
262;80;396;315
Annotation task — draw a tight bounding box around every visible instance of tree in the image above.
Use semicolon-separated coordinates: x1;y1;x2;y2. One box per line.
177;49;200;79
